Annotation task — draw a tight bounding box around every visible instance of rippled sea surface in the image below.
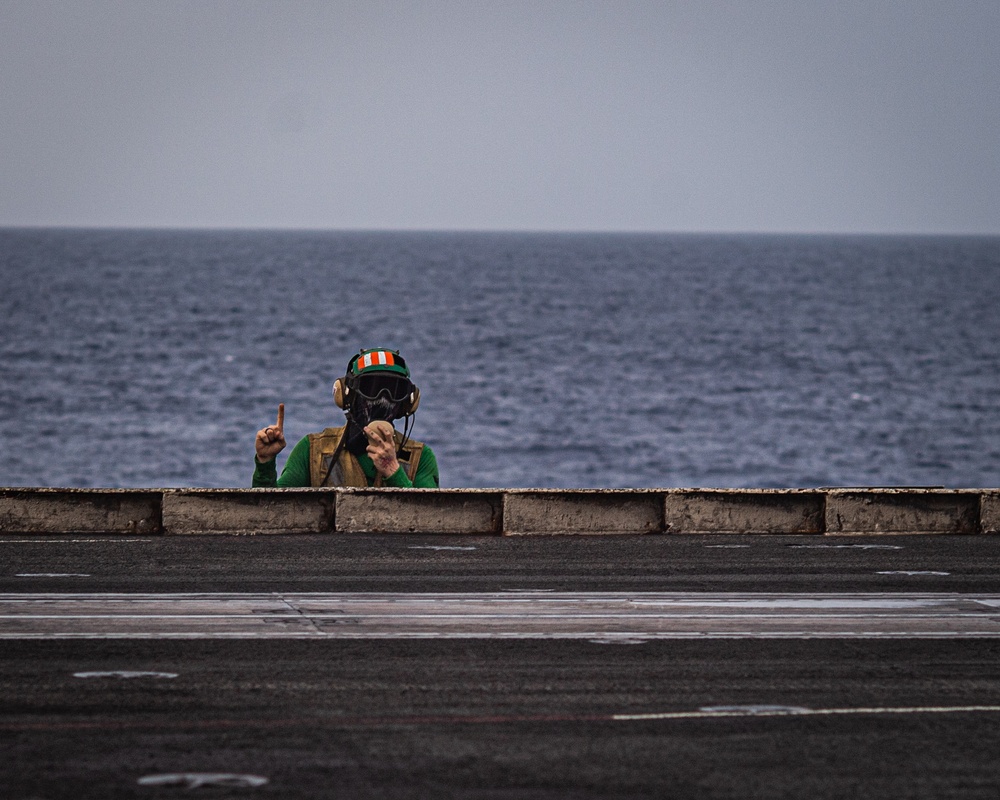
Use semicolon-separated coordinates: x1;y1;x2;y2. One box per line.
2;229;998;489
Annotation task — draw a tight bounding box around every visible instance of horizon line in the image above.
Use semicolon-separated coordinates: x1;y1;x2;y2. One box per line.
1;224;998;238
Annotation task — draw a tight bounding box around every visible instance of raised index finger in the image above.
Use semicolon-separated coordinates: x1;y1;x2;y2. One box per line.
276;403;285;430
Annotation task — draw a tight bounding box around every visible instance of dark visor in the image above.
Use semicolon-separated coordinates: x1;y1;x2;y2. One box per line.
356;373;412;402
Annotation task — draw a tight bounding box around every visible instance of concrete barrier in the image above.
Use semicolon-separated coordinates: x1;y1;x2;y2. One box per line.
2;487;999;536
0;488;161;534
503;490;663;535
825;489;981;535
335;489;502;534
664;490;824;534
162;489;335;535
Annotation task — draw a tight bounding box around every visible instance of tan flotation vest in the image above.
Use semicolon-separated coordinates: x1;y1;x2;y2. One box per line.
308;426;425;487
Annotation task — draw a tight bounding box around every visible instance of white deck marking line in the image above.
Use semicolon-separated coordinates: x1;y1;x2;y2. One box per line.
3;612;1000;620
7;704;1000;734
790;544;903;550
0;591;988;600
0;539;153;544
613;705;1000;721
408;545;477;551
15;573;92;578
877;571;951;576
74;671;178;679
2;592;1000;639
9;632;1000;641
138;774;268;789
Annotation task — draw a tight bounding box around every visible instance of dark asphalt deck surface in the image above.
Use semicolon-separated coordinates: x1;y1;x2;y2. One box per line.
4;533;1000;798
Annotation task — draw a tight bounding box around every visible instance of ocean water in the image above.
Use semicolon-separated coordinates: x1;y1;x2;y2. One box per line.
1;229;998;490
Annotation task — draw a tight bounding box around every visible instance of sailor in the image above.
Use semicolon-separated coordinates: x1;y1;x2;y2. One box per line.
253;348;439;487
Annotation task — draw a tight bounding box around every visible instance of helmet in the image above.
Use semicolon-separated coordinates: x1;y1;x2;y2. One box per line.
333;348;421;421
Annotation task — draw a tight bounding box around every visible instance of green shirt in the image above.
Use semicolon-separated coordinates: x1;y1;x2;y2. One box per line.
252;434;439;488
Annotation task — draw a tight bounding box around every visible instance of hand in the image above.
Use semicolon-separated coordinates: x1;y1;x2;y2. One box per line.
364;421;400;478
255;404;286;463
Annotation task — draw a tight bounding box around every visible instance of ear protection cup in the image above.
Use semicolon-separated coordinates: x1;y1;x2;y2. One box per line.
333;378;348;409
401;385;420;416
335;351;363;410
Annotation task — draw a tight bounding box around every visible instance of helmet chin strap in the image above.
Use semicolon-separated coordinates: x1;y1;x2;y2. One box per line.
342;407;369;457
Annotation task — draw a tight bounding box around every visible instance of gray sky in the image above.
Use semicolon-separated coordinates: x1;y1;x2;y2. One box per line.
2;0;998;233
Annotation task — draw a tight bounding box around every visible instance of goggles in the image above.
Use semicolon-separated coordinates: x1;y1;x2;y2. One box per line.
355;372;412;403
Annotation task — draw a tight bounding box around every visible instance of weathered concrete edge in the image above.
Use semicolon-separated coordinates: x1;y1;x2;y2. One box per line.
162;489;336;535
336;489;503;535
664;489;825;535
1;488;998;536
0;488;163;535
826;489;984;535
504;489;664;535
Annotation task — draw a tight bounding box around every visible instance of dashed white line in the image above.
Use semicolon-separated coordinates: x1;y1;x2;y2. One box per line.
700;704;811;715
0;539;152;544
613;705;1000;721
408;545;478;551
137;774;268;789
15;573;92;578
73;671;178;679
8;704;1000;734
791;544;903;550
877;571;951;576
